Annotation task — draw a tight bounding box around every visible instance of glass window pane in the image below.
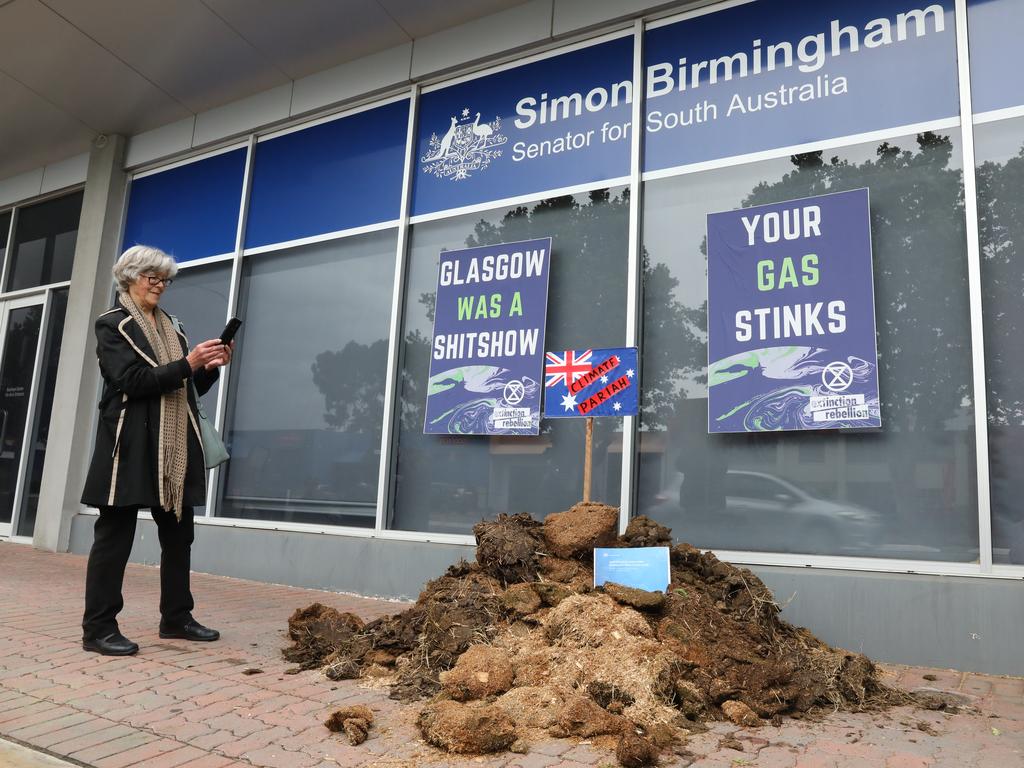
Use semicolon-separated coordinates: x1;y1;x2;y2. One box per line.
123;149;246;263
0;305;43;524
160;261;232;416
0;211;10;270
976;115;1024;565
218;230;397;527
643;0;959;173
390;187;629;534
17;290;68;537
6;192;83;291
637;131;978;561
245;100;409;249
968;0;1024;114
412;37;633;218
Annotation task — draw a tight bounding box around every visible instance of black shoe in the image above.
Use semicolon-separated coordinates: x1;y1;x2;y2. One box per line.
83;632;139;656
159;620;220;642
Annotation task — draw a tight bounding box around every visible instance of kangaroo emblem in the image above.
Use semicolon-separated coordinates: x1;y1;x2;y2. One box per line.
421;108;508;181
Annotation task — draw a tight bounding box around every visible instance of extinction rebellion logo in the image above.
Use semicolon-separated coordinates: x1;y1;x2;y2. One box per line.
421;107;507;181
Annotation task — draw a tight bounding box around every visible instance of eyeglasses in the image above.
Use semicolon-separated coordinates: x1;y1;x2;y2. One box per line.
142;274;173;287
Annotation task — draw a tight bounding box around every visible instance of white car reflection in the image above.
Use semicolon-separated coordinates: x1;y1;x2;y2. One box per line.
647;469;883;554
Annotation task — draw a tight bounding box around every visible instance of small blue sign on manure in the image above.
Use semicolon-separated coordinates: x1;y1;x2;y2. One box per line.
594;547;671;593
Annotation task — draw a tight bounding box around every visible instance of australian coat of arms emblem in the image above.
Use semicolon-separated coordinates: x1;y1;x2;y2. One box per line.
421;108;508;181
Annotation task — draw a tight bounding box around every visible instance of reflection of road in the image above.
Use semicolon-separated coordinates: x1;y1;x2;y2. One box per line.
646;469;883;555
221;428;379;526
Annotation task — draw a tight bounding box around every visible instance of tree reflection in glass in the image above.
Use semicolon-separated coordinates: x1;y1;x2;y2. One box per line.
218;230;396;528
390;189;635;534
638;132;979;562
976;116;1024;564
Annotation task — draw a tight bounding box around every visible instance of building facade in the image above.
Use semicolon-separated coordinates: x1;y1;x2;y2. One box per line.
1;0;1022;675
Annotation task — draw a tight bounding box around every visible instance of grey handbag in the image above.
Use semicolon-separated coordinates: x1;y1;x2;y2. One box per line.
170;314;229;468
192;380;229;469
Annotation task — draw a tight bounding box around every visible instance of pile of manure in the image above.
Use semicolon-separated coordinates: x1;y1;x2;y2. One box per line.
286;504;907;766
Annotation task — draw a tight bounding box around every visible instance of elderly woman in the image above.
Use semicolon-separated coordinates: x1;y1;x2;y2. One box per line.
80;245;231;656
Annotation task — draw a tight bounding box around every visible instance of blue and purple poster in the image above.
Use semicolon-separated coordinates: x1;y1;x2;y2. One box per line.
706;188;880;433
543;347;639;418
424;237;552;435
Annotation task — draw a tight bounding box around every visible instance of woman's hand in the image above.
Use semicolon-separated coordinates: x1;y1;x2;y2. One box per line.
204;340;234;370
187;340;226;372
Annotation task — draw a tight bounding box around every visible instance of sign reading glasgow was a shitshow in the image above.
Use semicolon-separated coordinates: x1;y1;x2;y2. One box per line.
424;238;552;435
644;0;958;172
706;188;880;433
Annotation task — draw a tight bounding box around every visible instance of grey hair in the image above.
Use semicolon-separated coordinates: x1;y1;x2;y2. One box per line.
112;245;178;293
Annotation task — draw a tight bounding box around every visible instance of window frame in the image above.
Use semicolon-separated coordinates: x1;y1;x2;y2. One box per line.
91;0;1022;580
0;187;83;302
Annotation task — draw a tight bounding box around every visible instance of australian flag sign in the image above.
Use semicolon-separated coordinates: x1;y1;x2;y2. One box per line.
543;347;639;418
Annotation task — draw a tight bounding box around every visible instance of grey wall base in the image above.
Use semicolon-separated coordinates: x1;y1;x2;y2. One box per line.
67;514;473;602
68;514;1023;677
752;566;1023;679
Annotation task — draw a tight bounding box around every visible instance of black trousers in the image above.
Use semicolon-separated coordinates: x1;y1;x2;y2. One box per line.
82;506;195;640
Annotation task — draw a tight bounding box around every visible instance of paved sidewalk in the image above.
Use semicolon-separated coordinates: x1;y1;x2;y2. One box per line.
0;543;1021;768
1;738;78;767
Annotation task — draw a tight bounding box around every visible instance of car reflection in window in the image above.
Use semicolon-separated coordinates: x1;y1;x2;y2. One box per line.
651;469;882;555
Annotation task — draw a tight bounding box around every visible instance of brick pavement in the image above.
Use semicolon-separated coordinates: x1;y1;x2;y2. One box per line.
1;542;1022;767
1;736;77;766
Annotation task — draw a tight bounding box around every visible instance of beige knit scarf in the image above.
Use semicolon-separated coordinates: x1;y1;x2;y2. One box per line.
119;292;189;520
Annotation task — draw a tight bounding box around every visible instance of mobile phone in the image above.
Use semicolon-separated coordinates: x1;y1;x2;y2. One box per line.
219;317;242;345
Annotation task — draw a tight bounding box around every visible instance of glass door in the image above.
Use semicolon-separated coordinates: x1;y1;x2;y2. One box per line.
0;292;61;539
16;289;68;537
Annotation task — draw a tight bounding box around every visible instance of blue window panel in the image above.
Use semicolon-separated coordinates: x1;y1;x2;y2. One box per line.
244;100;409;249
644;0;960;173
411;36;633;218
123;148;246;263
968;0;1024;114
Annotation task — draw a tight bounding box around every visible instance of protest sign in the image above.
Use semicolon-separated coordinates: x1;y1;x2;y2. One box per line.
543;346;639;418
707;188;880;433
424;237;552;435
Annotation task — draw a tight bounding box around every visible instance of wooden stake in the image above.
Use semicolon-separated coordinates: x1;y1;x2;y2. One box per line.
583;417;594;502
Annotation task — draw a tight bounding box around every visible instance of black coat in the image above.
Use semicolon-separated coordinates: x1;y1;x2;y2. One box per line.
81;305;219;510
